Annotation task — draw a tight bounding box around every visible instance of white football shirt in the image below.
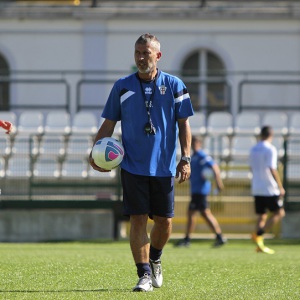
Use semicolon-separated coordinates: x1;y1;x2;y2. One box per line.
249;140;280;196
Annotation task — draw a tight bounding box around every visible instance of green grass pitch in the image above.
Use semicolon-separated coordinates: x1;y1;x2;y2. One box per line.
0;239;299;299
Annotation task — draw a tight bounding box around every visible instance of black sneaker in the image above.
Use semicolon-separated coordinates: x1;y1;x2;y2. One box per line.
175;239;190;247
213;237;227;247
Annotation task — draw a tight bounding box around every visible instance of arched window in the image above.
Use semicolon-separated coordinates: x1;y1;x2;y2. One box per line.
181;49;229;113
0;53;10;110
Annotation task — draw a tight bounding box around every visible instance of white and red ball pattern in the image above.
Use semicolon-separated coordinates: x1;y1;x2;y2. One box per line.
92;137;124;170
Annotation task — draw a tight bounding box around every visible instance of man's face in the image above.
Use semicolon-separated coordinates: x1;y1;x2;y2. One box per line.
134;42;161;74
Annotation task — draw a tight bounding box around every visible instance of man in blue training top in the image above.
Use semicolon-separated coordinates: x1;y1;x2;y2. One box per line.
176;135;226;248
90;33;194;292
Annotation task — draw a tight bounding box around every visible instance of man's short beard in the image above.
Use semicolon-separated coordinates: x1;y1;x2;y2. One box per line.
137;67;151;74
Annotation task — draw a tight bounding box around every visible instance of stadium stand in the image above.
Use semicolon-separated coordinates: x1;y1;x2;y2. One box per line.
0;157;5;178
230;135;257;161
0;110;296;201
0;135;11;158
288;112;300;137
61;157;88;179
6;156;31;178
0;111;17;136
11;135;39;157
261;111;288;136
226;160;252;180
189;111;206;136
33;157;61;178
272;135;285;159
17;111;44;136
65;135;93;159
112;121;122;139
206;112;233;136
38;135;66;160
88;166;117;179
71;111;98;135
203;135;230;161
286;162;300;182
234;111;260;136
286;136;300;161
44;111;71;135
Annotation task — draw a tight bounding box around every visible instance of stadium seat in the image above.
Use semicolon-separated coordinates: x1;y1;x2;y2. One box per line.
234;112;261;135
17;111;44;136
189;111;206;136
88;166;117;180
38;135;66;159
272;135;285;159
0;157;5;178
261;111;288;136
286;136;300;161
113;121;122;139
71;111;98;135
288;112;300;137
230;135;257;161
11;135;39;157
0;111;17;135
6;156;32;178
0;135;12;158
61;158;88;178
65;135;93;159
203;135;230;161
33;157;61;178
286;162;300;182
226;160;252;180
44;111;71;135
206;112;233;136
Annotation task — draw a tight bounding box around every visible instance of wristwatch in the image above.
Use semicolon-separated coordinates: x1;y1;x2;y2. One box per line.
181;156;191;164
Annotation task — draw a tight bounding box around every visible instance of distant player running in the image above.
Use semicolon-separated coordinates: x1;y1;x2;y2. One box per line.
0;120;12;134
176;136;226;248
249;126;285;254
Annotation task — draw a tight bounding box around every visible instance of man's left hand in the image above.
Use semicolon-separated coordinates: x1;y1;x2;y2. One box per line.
175;160;191;183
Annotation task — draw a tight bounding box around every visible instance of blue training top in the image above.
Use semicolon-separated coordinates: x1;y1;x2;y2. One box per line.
190;149;215;195
102;70;194;177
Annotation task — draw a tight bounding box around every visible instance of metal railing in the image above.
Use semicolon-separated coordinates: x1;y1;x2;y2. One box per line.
0;78;71;112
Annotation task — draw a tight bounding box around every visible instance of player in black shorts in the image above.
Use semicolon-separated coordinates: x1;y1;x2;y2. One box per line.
249;126;285;254
176;136;226;248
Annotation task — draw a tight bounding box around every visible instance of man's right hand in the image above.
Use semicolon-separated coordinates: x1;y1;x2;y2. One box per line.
89;153;111;172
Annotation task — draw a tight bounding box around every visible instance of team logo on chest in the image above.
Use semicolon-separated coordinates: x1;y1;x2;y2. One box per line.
159;85;167;95
145;87;152;95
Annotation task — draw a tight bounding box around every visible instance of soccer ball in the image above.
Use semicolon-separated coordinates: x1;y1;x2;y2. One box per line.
92;137;124;170
202;167;214;180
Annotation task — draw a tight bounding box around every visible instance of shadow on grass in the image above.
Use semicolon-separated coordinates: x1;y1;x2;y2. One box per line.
0;288;129;293
171;238;300;247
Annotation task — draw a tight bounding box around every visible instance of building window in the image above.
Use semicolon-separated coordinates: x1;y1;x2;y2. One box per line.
0;53;10;111
181;49;228;113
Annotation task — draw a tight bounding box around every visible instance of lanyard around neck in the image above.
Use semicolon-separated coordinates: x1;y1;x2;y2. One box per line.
138;76;157;121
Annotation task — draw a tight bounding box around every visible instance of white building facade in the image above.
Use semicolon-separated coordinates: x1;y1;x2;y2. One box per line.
0;1;300;120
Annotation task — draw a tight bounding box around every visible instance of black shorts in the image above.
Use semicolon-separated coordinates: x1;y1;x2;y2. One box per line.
188;194;209;212
121;169;175;219
254;195;283;214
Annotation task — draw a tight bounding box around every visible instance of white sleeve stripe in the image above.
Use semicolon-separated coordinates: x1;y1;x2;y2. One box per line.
175;93;190;103
121;91;135;104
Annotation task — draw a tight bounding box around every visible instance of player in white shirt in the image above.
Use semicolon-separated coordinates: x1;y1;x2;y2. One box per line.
249;126;285;254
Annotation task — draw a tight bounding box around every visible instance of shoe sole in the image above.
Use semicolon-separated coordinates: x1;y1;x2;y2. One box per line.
213;240;227;247
133;287;153;292
256;246;275;254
